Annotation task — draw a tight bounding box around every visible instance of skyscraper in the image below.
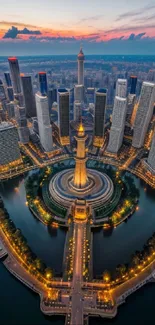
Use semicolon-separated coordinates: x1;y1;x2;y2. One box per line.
93;89;107;147
147;132;155;174
38;72;48;96
7;87;14;102
8;57;22;95
132;82;155;148
58;89;70;145
4;72;12;87
0;122;21;169
116;79;127;98
15;105;30;144
74;84;85;102
48;88;57;111
74;101;81;122
130;76;137;94
35;93;53;152
107;96;127;153
21;75;36;118
77;47;85;85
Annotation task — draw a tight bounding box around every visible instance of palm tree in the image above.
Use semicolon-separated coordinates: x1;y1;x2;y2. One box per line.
103;270;111;283
34;258;45;273
45;267;53;280
116;264;127;278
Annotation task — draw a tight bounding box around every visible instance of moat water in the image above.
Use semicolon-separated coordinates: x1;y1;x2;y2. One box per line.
0;173;155;324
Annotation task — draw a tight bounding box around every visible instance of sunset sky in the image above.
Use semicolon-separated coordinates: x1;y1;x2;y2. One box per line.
0;0;155;55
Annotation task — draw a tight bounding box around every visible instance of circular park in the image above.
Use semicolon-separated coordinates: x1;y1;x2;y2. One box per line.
25;158;139;228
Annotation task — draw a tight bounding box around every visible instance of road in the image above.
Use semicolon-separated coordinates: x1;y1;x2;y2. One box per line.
71;222;85;325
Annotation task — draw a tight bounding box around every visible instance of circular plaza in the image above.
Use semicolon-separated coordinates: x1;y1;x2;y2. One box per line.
49;168;114;210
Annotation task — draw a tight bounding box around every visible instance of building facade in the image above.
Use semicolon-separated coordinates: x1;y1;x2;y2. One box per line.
147;132;155;173
0;122;21;168
116;79;127;98
21;75;36;118
35;93;53;152
58;89;70;145
107;96;127;153
132;82;155;148
94;88;107;147
8;57;22;95
38;72;48;96
130;76;137;94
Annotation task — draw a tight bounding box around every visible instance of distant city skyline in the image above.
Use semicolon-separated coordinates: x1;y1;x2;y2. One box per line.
0;0;155;55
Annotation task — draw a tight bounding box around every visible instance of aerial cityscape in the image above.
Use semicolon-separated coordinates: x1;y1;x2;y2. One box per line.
0;1;155;325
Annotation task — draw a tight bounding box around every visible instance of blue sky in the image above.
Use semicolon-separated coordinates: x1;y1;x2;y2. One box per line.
0;0;155;55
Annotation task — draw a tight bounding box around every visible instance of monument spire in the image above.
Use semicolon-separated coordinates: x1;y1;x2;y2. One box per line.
73;120;88;189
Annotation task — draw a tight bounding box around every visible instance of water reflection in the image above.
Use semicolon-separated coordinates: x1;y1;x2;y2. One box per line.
93;175;155;277
0;176;66;275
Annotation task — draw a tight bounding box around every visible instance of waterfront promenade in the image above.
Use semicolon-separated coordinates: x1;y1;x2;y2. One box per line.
1;213;155;324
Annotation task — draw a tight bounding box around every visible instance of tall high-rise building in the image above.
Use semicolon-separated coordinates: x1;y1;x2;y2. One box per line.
21;75;36;118
86;88;95;105
130;76;137;94
146;132;155;174
93;89;107;147
107;96;127;153
15;105;30;144
48;88;57;111
7;87;14;102
77;47;85;85
6;102;15;119
74;84;85;102
58;89;70;145
147;70;155;82
74;101;81;122
0;122;21;169
0;80;6;100
35;93;53;152
38;72;48;96
116;79;127;98
132;82;155;148
4;72;12;87
8;57;22;95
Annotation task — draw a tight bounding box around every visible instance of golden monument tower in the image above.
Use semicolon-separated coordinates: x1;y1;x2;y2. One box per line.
73;121;88;189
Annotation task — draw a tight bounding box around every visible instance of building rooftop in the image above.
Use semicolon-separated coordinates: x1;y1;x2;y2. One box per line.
8;57;17;61
58;88;68;93
0;122;15;131
96;88;107;94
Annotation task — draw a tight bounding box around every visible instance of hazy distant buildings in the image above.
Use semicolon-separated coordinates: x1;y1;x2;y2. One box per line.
58;89;70;145
132;82;155;148
116;79;127;98
130;76;137;94
21;75;36;118
107;96;127;153
35;93;53;151
39;72;48;96
93;89;107;147
0;122;21;168
77;47;85;85
147;70;155;82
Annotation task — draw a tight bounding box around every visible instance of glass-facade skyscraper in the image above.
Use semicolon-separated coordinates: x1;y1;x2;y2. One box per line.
58;89;70;145
21;75;36;118
39;72;48;96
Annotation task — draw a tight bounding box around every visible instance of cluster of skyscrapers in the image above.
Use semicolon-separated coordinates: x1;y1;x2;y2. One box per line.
0;48;155;176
